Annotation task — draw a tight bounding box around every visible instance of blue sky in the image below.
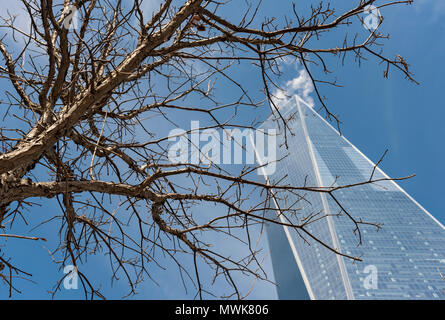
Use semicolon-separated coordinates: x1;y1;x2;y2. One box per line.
0;0;444;299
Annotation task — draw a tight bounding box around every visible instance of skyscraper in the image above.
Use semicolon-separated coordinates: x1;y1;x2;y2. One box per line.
257;96;445;300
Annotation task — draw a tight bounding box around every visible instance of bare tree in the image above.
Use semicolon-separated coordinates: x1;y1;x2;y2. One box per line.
0;0;416;299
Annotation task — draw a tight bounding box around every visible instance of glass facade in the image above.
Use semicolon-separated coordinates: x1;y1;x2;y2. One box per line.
258;96;445;300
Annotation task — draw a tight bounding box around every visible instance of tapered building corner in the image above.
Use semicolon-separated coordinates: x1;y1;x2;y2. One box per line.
257;96;445;300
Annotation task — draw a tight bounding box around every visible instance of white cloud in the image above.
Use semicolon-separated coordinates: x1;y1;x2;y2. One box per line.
272;68;315;110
